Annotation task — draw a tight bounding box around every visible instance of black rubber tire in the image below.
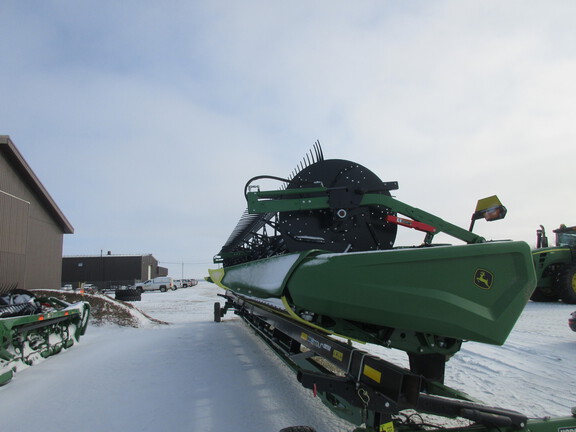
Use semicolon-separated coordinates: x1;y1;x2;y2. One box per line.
115;289;127;299
531;287;559;302
559;265;576;304
214;302;221;322
279;427;317;432
115;289;142;302
160;286;167;292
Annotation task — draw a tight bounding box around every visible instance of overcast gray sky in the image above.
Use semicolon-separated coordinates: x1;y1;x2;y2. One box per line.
2;1;575;279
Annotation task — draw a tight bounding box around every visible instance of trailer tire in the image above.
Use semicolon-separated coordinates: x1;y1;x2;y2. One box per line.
559;265;576;304
214;302;221;322
279;427;317;432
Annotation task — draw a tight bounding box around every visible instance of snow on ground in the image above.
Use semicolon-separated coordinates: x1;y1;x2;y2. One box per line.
0;281;574;432
363;301;576;419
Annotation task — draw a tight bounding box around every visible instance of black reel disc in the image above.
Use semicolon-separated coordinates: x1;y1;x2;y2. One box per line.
278;159;398;253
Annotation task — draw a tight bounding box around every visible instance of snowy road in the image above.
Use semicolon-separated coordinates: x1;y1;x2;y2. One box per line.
0;282;575;432
0;283;352;432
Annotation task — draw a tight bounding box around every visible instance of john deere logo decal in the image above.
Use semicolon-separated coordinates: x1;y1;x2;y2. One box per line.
474;269;494;289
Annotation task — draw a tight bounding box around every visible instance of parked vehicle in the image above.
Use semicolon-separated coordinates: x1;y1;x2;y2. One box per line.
569;311;576;332
134;277;175;293
80;283;97;292
173;279;198;288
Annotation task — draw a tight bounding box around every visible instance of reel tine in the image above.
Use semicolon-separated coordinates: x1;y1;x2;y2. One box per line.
315;140;324;161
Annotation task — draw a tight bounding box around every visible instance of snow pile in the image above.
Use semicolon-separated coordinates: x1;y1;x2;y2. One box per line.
32;289;168;327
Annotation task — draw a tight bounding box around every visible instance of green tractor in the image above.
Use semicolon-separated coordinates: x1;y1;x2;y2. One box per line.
531;224;576;303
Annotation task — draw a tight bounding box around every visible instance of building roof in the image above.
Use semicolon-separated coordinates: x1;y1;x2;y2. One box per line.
0;135;73;234
64;254;154;258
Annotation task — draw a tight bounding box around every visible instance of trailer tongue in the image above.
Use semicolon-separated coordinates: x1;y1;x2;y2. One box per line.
209;143;575;432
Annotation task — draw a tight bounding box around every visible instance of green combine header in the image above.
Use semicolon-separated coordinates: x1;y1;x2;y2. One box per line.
209;143;574;432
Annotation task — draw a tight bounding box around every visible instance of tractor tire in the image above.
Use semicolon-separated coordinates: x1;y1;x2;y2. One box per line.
214;302;221;322
530;287;559;302
558;265;576;304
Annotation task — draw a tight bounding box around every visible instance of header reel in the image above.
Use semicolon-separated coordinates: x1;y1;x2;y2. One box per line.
279;158;399;253
216;142;401;266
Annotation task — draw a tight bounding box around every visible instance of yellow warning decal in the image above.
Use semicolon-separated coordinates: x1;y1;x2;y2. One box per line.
363;364;382;383
380;421;395;432
332;350;343;362
300;332;308;341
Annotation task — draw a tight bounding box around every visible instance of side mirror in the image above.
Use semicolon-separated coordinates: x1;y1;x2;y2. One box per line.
469;195;507;231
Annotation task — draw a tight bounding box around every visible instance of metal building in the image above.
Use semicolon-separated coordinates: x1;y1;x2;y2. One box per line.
62;254;168;291
0;135;73;292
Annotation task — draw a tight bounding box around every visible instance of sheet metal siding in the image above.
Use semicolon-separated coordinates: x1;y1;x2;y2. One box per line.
0;190;29;293
0;136;73;234
62;255;161;286
25;216;64;290
0;149;64;291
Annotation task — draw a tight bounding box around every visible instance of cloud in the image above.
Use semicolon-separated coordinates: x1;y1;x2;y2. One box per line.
1;1;576;277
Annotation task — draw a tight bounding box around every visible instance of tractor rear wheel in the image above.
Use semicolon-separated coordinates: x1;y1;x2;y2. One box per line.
559;265;576;304
530;286;559;302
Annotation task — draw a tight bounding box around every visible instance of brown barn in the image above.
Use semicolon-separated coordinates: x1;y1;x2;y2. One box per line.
0;135;73;293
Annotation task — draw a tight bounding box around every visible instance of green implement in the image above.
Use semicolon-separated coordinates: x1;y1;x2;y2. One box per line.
0;290;91;385
209;143;572;432
212;240;534;355
212;147;535;354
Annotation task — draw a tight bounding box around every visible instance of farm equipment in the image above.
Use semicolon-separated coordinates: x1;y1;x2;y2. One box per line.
531;224;576;303
209;143;576;432
0;288;90;385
